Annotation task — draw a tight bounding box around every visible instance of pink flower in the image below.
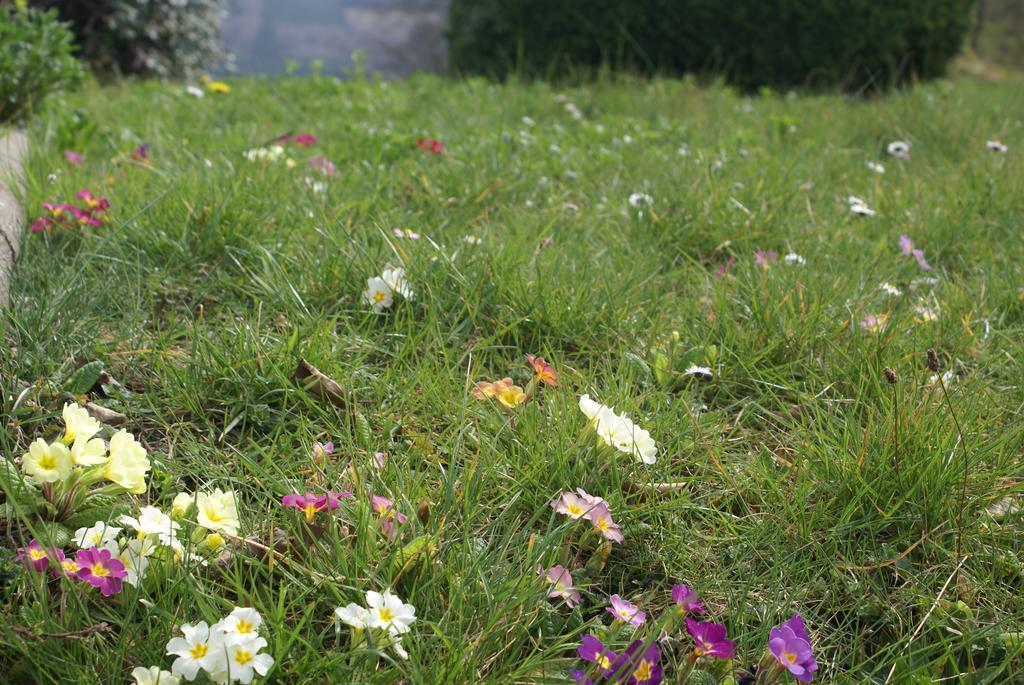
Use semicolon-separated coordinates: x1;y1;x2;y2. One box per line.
30;217;54;233
64;150;83;165
293;134;317;147
416;137;445;155
76;188;110;213
371;494;408;539
551;491;596;520
686;617;736;659
859;313;888;333
769;614;818;682
75;547;127;596
898;234;914;256
607;594;646;627
281;491;353;522
587;503;624;543
527;354;559;387
308;155;337;176
16;539;63;573
715;256;735;278
754;250;778;267
912;248;931;271
311;441;334;460
671;584;706;614
70;206;102;227
538;564;581;608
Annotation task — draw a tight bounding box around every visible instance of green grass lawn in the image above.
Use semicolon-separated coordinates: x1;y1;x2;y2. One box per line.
2;72;1024;684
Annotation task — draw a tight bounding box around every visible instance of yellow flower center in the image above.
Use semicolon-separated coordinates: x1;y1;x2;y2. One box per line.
634;660;653;681
596;519;610;532
567;503;584;516
373;291;387;303
38;453;57;470
205;508;222;523
121;555;133;569
91;563;109;577
786;651;798;664
234;648;253;666
378;607;395;623
29;548;46;560
189;643;209;659
62;560;79;573
236;620;254;634
598;655;612;670
303;502;317;522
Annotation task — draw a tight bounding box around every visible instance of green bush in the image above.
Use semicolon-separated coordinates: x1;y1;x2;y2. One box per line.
447;0;975;92
0;5;84;123
30;0;227;79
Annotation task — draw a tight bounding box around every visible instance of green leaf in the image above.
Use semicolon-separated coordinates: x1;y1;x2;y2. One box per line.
65;361;104;395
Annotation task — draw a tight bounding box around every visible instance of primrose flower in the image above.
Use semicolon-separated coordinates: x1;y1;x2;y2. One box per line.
131;666;181;685
685;617;737;659
887;140;911;160
986;140;1008;154
416;137;444;155
879;282;902;297
76;188;110;213
62;402;102;444
72;522;122;551
912;248;931;271
196;489;240;536
21;438;73;483
206;81;231;93
166;622;227;681
860;313;888;333
381;266;413;300
219;607;263;638
64;150;84;165
171;492;195;518
221;634;274;684
769;614;818;682
538;565;581;608
527;354;558;386
16;540;63;573
754;250;779;267
628;192;653;208
186;85;205;98
70;434;107;466
672;584;706;614
462;235;483;245
848;196;876;217
472;378;527;408
392;228;420;240
102;430;150;493
281;491;353;522
898;235;915;256
119;537;155;587
309;155;337;176
579;395;657;464
866;161;885;174
30;216;53;233
684;364;714;380
366;589;417;635
75;547;127;596
551;491;596;520
336;603;372;630
364;276;394;313
371;494;408;539
293;133;317;147
311;441;334;460
784;252;806;266
607;594;646;627
578;634;617;674
609;640;662;685
56;556;81;577
715;256;735;278
588;503;624;543
913;303;939;323
120;505;180;543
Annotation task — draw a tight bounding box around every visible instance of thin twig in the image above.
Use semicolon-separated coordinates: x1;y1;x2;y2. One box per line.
11;622;112;640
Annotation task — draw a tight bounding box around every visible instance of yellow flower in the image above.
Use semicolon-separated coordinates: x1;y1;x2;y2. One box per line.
471;378;526;409
171;492;194;518
22;438;73;483
207;81;231;94
102;430;150;494
200;532;226;552
70;435;107;466
196;489;240;536
62;402;101;444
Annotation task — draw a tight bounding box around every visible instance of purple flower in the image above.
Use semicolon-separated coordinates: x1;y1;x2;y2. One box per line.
281;491;353;521
309;155;337;176
754;250;778;267
898;234;914;256
131;143;151;162
570;669;594;685
578;634;616;673
671;584;705;614
608;640;662;684
607;594;646;627
769;614;818;682
685;617;736;659
912;248;931;271
538;564;581;608
64;150;83;165
75;547;127;596
16;540;63;573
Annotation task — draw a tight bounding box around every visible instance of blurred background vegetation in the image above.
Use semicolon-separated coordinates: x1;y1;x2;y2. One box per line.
972;0;1024;69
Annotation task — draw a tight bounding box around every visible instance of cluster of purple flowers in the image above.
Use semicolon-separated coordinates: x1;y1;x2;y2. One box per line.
16;539;127;597
30;188;110;232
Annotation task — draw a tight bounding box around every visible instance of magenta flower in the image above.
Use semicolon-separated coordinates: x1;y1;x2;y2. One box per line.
76;188;110;213
371;494;408;539
281;491;353;522
537;564;581;608
754;250;778;267
578;634;617;673
607;594;646;627
686;617;736;659
293;133;317;147
588;503;624;543
769;614;818;682
70;206;102;226
911;248;931;271
309;155;337;176
898;234;914;256
75;547;127;596
16;540;63;573
609;640;662;684
64;150;83;165
715;256;735;278
416;137;445;155
30;217;54;233
671;583;705;614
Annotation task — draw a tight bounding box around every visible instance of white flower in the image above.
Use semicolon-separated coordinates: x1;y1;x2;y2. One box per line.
521;116;535;126
929;370;955;386
171;492;194;518
364;276;394;313
72;522;122;551
866;161;885;174
243;145;284;162
62;402;101;443
131;666;181;685
196;489;240;536
166;622;227;681
578;394;611;423
848;196;876;217
220;607;263;637
335;603;371;630
462;235;483;245
102;430;150;494
119;537;156;587
628;192;653;208
378;631;409;660
913;303;940;322
304;177;327;194
879;282;902;297
684;365;714;379
70;435;107;466
221;634;274;684
381;266;413;300
186;85;205;99
365;590;416;636
783;252;805;265
564;102;583;120
986;140;1008;153
887;140;911;159
120;505;181;543
21;439;72;483
392;228;420;240
580;396;658;465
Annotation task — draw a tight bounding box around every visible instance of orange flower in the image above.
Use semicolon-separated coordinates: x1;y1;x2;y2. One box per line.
527;355;558;387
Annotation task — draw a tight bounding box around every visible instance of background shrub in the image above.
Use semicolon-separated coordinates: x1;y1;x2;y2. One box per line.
0;5;84;124
447;0;976;92
30;0;227;79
